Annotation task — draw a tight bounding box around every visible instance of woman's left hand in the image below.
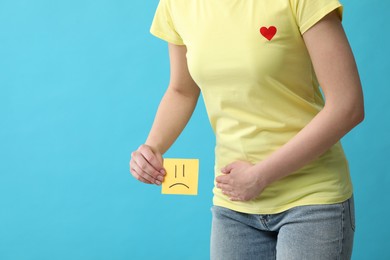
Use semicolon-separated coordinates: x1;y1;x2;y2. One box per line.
216;161;267;201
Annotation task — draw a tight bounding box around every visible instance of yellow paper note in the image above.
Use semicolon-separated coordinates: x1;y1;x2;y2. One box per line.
162;158;199;195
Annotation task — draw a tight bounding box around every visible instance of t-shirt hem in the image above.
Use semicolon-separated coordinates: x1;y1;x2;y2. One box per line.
213;192;353;214
300;3;343;34
150;28;185;45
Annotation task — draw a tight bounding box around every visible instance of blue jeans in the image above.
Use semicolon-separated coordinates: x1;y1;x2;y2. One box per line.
210;197;355;260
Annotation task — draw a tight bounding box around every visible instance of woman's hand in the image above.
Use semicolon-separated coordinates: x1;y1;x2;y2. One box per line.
216;161;267;201
129;144;166;185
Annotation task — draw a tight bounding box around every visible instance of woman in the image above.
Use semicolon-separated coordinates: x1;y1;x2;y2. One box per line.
130;0;364;259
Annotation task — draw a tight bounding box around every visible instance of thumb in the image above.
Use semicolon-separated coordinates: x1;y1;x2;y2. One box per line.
152;149;165;175
157;153;165;175
221;163;235;174
139;144;166;175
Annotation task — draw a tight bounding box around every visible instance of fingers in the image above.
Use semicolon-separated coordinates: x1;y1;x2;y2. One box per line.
216;174;229;184
216;176;244;201
129;144;165;185
217;183;232;195
221;162;237;174
216;182;236;198
216;182;230;191
130;161;156;184
219;186;241;201
218;186;245;201
216;174;231;197
220;166;230;174
138;145;165;174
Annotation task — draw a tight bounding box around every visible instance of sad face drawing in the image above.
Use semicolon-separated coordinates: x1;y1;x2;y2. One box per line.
162;159;199;195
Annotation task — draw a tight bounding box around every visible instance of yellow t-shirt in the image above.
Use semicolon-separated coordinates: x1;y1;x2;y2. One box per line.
150;0;352;214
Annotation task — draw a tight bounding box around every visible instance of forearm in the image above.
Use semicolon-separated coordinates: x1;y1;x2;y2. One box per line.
145;86;200;154
254;103;364;186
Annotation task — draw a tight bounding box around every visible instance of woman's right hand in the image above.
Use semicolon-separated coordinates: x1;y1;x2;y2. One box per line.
129;144;166;185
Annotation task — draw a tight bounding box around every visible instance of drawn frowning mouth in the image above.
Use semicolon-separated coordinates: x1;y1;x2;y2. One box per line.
169;183;190;189
168;164;189;189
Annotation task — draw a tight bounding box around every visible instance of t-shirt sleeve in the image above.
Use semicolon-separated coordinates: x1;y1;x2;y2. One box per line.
150;0;184;45
290;0;343;34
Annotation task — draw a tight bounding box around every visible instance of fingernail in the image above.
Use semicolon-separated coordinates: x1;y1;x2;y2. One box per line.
157;175;164;182
155;180;161;185
160;169;166;175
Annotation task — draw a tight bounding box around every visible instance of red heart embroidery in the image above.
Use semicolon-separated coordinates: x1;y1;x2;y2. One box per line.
260;26;277;41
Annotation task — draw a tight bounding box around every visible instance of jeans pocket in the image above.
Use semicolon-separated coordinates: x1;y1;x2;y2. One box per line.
348;196;356;231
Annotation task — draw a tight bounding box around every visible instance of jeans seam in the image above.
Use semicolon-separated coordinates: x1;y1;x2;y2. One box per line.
348;197;355;231
259;215;271;231
339;201;346;260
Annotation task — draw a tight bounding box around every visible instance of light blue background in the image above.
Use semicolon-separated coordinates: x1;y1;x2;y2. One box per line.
0;0;388;259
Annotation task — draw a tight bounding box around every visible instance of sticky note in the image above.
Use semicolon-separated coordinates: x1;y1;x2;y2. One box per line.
162;158;199;195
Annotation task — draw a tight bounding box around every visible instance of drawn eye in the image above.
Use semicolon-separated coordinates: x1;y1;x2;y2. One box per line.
174;164;186;178
170;164;189;189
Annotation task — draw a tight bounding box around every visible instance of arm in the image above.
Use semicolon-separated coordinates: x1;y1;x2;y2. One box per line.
130;43;200;185
216;11;364;201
